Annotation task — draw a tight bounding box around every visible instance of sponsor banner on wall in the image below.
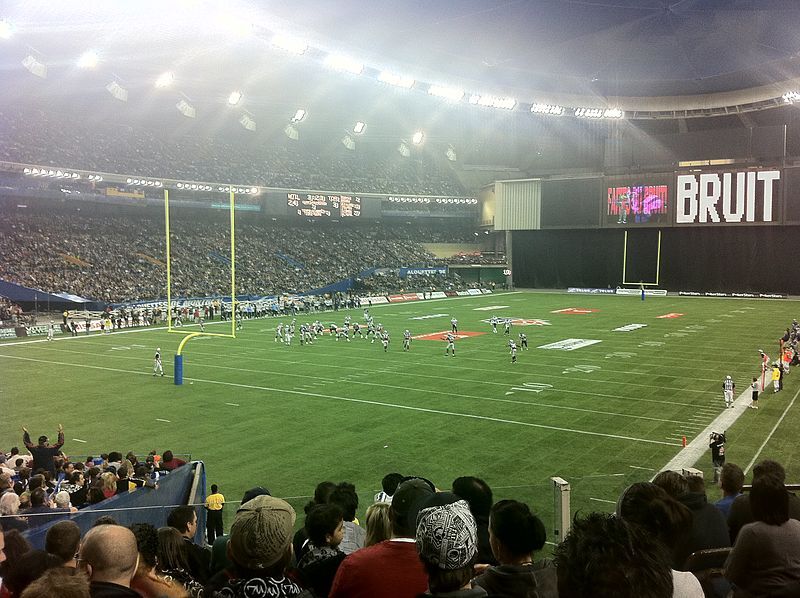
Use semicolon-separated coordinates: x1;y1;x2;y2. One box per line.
567;287;617;294
678;291;787;299
26;325;63;337
445;291;459;297
430;292;447;299
538;338;602;351
456;291;471;296
0;328;18;339
615;288;668;297
389;294;420;303
481;289;493;294
467;289;483;296
399;267;448;277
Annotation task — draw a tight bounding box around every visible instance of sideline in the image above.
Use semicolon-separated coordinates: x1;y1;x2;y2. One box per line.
744;387;800;474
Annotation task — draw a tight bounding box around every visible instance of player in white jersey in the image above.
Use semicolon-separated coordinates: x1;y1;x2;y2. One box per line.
284;325;293;345
722;375;735;408
153;348;164;377
338;324;351;342
503;319;511;335
344;315;352;325
518;332;528;349
444;333;456;357
235;311;243;331
199;317;205;332
381;331;390;352
403;330;412;352
275;324;284;342
509;341;518;364
47;320;54;341
759;350;769;389
451;318;458;333
490;316;498;333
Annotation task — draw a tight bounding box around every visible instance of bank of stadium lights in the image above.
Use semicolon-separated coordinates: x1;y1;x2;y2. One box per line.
106;80;128;102
271;34;308;55
468;94;516;110
574;107;624;119
323;54;364;75
428;85;464;102
378;70;415;89
291;109;307;123
24;167;81;179
126;178;162;187
176;99;196;118
783;91;800;104
530;103;565;116
77;51;99;69
155;71;175;88
446;144;457;162
0;19;13;39
87;174;103;182
215;186;258;194
353;121;366;135
227;90;243;106
176;182;210;191
412;131;425;145
22;55;46;78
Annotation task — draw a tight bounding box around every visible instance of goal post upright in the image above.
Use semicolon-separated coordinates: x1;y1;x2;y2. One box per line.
164;188;237;385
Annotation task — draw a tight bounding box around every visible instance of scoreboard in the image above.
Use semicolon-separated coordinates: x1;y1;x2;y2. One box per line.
287;192;362;218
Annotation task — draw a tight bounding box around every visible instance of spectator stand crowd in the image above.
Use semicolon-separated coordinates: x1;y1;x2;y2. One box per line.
4;429;800;598
0;210;491;305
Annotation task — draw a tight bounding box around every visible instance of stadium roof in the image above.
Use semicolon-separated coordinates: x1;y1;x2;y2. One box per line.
4;1;800;115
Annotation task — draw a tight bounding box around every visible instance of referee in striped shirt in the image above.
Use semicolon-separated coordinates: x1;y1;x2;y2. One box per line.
723;375;735;409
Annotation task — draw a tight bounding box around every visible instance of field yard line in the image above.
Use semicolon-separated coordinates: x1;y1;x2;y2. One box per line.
743;386;800;475
589;497;617;504
182;376;681;447
656;381;770;475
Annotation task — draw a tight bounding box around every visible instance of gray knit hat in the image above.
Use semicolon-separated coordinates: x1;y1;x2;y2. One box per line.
416;499;477;570
229;495;296;569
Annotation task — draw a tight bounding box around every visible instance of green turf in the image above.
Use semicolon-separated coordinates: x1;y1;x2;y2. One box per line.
2;290;799;541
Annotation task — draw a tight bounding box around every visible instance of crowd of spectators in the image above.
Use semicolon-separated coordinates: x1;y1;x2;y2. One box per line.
0;105;465;196
3;429;800;598
0;211;495;303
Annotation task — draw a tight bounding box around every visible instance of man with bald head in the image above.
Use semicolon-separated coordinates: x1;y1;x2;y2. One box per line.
79;524;140;597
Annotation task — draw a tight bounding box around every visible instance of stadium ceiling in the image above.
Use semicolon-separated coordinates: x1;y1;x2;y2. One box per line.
4;0;800;119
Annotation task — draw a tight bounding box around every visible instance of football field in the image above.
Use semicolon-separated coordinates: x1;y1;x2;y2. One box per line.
2;290;800;538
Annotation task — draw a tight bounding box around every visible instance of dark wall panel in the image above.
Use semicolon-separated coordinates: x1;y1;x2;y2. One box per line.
513;226;800;294
540;178;602;228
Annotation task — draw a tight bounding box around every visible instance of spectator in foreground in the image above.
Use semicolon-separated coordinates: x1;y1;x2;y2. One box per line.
415;495;485;597
79;524;140;597
452;476;496;565
157;526;205;597
374;472;404;504
167;505;210;584
20;567;90;598
616;482;703;596
364;502;392;547
294;481;335;559
129;523;187;598
554;512;674;598
329;478;432;598
45;520;81;568
725;474;800;597
472;499;557;597
206;494;311;597
728;459;800;542
328;483;365;555
715;463;744;517
296;503;347;598
160;451;186;471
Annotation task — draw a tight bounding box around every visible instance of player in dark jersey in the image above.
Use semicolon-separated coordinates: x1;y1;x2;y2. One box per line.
518;332;528;350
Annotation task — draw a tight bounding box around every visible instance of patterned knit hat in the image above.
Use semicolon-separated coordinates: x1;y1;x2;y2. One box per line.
416;498;477;570
229;495;295;569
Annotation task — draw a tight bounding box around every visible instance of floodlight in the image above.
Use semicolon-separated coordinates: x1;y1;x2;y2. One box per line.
412;131;425;145
397;142;411;157
603;108;624;119
446;144;457;162
250;187;258;194
155;71;175;88
271;34;308;54
176;99;196;118
378;70;414;89
22;55;46;78
228;90;243;105
342;134;355;151
323;54;363;75
106;80;128;102
468;94;516;110
531;103;565;116
353;121;366;134
428;85;463;102
783;91;800;104
291;108;306;123
23;167;31;174
284;124;299;140
0;19;13;39
77;51;99;69
239;114;256;131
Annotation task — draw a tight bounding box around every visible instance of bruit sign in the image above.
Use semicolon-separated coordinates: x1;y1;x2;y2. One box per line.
675;169;780;224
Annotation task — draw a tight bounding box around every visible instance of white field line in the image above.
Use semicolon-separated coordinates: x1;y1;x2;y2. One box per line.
743;386;800;475
589;497;617;504
0;353;679;447
656;380;775;476
155;418;171;423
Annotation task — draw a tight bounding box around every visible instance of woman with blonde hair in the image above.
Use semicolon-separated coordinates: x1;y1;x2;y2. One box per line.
99;471;117;499
364;502;392;547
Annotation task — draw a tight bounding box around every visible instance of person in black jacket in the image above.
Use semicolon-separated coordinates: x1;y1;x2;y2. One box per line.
296;503;347;597
22;424;64;476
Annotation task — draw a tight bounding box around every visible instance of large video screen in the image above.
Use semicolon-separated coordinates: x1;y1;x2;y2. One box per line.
604;182;669;226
